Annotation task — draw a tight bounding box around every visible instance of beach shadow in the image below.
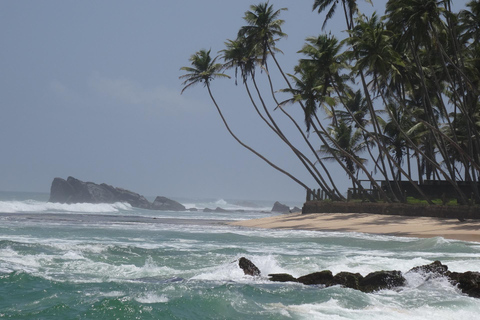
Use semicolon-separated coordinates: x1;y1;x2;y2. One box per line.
449;223;480;231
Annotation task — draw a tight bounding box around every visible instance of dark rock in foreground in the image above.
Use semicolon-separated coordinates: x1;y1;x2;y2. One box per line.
268;270;404;292
271;201;290;213
297;270;334;286
407;260;449;276
239;257;261;276
49;176;183;211
448;271;480;298
151;196;186;211
244;259;480;299
268;273;297;282
359;270;405;293
333;272;364;290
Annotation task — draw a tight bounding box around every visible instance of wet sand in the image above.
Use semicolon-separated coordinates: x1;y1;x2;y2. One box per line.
230;212;480;242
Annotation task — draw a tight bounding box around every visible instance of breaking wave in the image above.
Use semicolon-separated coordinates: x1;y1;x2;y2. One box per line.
0;200;132;214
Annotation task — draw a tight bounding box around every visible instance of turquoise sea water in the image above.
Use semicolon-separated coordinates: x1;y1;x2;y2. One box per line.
1;192;480;319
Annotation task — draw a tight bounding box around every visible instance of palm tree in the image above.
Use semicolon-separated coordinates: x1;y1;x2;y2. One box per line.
335;89;369;128
312;0;371;30
459;0;480;44
236;3;350;199
221;38;260;85
297;34;349;128
345;13;405;96
281;67;323;131
379;103;414;180
283;59;388;201
318;121;369;193
180;49;230;94
220;37;340;198
385;0;476;203
180;49;310;191
238;2;287;66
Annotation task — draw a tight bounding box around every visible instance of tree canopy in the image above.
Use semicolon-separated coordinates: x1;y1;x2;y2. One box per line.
181;1;480;205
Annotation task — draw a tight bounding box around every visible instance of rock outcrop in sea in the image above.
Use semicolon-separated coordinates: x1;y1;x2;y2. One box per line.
239;258;480;298
151;196;186;211
271;201;290;213
49;176;185;211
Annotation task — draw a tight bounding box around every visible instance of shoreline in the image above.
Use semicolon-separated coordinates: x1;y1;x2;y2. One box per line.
229;212;480;243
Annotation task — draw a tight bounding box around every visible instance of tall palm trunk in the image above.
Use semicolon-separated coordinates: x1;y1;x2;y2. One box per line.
206;83;310;191
243;75;339;199
266;43;385;201
407;40;470;204
255;66;345;200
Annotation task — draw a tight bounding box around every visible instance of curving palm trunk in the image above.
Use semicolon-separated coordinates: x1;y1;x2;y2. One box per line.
255;65;345;200
245;74;342;200
205;83;310;191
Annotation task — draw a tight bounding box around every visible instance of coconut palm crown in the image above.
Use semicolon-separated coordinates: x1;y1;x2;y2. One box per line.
238;2;287;65
180;49;230;94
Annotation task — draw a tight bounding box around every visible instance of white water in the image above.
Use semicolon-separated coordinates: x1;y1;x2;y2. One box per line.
1;193;480;319
0;199;133;213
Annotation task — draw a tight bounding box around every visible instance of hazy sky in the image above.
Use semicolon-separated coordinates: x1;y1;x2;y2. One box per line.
0;1;469;202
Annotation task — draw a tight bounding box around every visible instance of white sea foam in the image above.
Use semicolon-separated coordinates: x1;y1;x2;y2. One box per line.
134;292;169;304
182;198;272;212
101;291;125;298
0;200;132;213
215;199;228;206
191;255;290;283
275;295;480;320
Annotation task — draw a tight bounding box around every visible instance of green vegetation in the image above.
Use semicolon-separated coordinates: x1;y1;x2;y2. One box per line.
181;1;480;205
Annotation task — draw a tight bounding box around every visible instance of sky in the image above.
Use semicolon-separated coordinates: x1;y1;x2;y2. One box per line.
0;0;470;202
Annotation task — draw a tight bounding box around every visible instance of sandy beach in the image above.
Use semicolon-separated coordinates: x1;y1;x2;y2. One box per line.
230;212;480;242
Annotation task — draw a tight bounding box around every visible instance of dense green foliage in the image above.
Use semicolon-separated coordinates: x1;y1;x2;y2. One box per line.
181;1;480;204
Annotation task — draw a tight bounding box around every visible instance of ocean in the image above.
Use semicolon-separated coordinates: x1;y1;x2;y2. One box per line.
1;192;479;319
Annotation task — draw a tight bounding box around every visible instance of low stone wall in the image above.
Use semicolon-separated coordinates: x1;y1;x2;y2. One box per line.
302;201;480;220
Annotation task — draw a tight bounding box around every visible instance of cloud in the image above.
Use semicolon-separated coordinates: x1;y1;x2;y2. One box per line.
88;73;202;111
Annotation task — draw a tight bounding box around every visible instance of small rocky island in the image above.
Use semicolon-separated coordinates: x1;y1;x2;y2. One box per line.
49;176;186;211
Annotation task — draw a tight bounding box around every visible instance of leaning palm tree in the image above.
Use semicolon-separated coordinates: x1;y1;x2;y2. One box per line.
318;121;369;193
221;37;342;199
180;49;230;94
238;2;287;66
180;49;310;191
238;1;298;97
297;34;349;128
221;38;260;85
